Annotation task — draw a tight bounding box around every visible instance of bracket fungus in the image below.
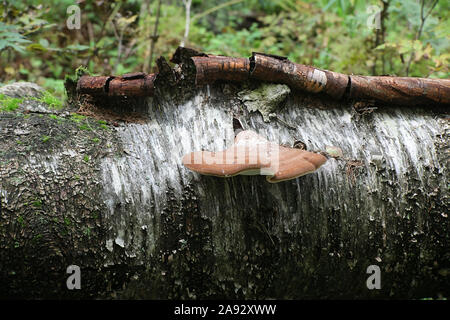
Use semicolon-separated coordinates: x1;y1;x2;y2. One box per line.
182;130;327;183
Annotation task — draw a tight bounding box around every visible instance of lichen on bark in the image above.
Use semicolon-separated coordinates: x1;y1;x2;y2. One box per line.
238;83;291;122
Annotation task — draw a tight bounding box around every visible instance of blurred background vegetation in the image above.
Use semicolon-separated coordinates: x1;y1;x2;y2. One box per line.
0;0;448;101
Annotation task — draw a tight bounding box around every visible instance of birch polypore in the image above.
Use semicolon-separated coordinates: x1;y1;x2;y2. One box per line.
182;130;327;183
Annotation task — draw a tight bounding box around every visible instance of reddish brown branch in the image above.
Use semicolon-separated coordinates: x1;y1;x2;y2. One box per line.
247;53;449;106
192;55;250;85
249;53;349;100
349;76;450;106
77;72;156;97
76;47;449;107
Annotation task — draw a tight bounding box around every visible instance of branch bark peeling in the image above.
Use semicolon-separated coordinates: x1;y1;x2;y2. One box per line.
76;47;449;108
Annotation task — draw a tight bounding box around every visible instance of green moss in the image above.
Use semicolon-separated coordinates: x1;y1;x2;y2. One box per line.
83;155;90;162
74;66;91;80
79;123;91;131
17;216;25;227
70;113;86;123
33;234;43;241
64;66;91;108
97;120;109;130
49;114;64;122
32;200;42;208
31;91;63;110
64;217;71;226
64;65;91;84
0;94;23;112
92;137;100;143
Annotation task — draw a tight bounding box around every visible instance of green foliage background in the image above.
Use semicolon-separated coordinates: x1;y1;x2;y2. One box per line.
0;0;448;100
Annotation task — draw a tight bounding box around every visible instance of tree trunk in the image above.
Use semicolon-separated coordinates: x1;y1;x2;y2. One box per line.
0;79;448;299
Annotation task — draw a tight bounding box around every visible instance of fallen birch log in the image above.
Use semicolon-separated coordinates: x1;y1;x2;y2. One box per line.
0;48;449;299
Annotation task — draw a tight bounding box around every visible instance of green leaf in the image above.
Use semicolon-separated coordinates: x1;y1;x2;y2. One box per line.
26;43;48;52
0;39;7;51
65;44;90;51
39;38;49;47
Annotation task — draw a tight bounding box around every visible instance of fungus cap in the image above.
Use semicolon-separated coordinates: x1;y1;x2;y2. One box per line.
182;130;327;183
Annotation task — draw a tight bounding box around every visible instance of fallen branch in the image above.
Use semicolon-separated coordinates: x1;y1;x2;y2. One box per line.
76;47;450;107
77;72;156;97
